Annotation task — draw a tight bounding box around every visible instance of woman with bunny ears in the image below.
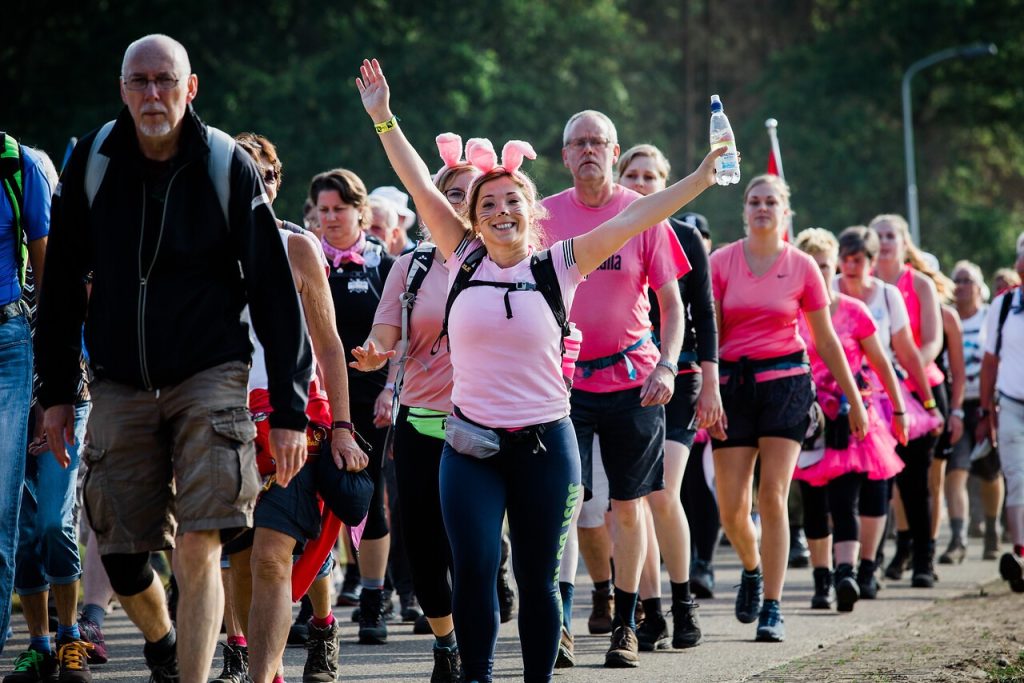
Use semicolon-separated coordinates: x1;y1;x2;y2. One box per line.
353;58;723;683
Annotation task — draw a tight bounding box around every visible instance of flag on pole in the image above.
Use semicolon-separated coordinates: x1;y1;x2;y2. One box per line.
764;118;794;241
767;146;780;177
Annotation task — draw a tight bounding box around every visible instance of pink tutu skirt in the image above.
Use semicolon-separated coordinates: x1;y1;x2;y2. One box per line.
871;375;943;441
794;401;903;486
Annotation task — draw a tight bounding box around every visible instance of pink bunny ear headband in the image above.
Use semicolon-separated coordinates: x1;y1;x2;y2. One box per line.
435;133;536;176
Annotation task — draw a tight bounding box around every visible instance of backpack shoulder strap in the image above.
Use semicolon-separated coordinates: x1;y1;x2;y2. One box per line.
530;249;570;346
0;133;27;287
84;121;116;208
405;242;437;299
996;288;1016;357
205;125;235;226
433;245;487;354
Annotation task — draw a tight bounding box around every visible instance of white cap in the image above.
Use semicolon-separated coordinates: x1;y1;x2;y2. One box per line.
369;186;416;230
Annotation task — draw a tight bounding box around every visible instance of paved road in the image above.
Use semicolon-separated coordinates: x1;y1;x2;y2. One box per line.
1;537;1005;681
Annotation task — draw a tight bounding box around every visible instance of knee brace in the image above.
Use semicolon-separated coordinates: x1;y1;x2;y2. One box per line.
101;552;156;597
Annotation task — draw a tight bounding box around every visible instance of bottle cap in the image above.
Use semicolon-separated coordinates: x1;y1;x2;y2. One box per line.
710;94;722;112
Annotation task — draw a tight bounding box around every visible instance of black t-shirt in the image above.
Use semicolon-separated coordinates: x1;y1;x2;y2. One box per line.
326;238;394;403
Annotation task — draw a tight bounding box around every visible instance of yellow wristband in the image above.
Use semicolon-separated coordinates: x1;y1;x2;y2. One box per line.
923;398;937;410
374;116;399;134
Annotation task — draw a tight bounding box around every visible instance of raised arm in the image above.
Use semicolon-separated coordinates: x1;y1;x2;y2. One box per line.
573;148;723;276
356;58;467;259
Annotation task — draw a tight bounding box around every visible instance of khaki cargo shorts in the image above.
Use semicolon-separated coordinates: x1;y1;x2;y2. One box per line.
82;361;260;555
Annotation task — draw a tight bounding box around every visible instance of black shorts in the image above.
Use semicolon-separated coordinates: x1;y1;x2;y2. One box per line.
665;372;701;447
712;373;815;449
571;387;665;501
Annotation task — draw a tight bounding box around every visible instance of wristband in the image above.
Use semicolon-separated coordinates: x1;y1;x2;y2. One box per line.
950;408;965;419
923;398;937;410
331;421;355;433
384;382;396;392
977;407;992;418
374;115;399;134
893;411;906;416
656;360;679;376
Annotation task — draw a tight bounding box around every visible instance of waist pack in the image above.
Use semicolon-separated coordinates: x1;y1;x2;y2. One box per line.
445;412;502;460
823;411;851;450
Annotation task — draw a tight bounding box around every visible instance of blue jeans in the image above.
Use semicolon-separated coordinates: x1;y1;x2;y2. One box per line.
0;312;33;653
16;401;91;595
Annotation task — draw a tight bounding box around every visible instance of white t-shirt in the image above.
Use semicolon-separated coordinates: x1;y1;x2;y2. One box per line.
834;276;908;364
957;305;987;401
983;288;1024;402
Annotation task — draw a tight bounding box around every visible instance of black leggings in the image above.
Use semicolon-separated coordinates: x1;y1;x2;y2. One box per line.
682;440;720;562
392;406;453;619
894;384;947;558
801;474;889;543
352;400;389;541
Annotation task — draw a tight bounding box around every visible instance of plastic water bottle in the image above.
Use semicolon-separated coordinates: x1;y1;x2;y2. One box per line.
710;94;740;186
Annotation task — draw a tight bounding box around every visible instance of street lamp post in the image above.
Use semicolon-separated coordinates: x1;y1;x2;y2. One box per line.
902;42;997;246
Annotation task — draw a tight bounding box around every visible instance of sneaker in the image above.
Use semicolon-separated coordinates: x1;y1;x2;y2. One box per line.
430;645;462;682
755;600;785;642
304;618;340;682
635;614;669;652
588;588;613;635
999;552;1024;593
671;601;702;649
554;625;576;668
357;589;389;644
336;576;361;607
56;639;93;683
690;559;715;599
938;541;966;565
810;567;834;609
788;528;810;569
211;643;248;683
734;569;764;624
497;534;516;624
834;564;860;613
76;617;108;665
3;649;58;683
604;625;639;668
145;652;179;683
413;613;432;635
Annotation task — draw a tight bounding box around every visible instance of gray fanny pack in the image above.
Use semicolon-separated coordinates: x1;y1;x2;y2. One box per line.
445;412;502;459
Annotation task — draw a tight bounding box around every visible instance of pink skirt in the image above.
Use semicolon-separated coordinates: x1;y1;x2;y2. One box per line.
794;401;903;486
872;375;943;441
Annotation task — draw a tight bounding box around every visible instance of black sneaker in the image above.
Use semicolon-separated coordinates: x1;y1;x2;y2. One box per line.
56;638;93;683
635;614;669;652
911;544;936;588
1000;552;1024;593
810;567;834;609
671;601;702;648
834;564;860;613
211;643;249;683
604;626;639;668
554;625;575;668
690;559;715;599
413;613;432;635
400;595;424;623
351;589;395;623
304;618;340;682
856;560;881;599
788;527;810;568
755;600;785;642
3;648;58;683
735;569;764;624
430;645;462;683
357;589;389;644
145;652;179;683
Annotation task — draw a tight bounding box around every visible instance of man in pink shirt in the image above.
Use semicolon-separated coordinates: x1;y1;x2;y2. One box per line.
541;110;690;669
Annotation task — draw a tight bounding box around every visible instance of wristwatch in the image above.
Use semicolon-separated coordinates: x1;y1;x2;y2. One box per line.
950;408;965;419
656;360;679;376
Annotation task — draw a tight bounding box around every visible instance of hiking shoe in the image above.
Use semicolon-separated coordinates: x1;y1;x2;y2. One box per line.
336;576;361;607
911;545;936;588
289;596;314;647
755;600;785;642
856;561;881;599
211;643;249;683
788;528;810;568
357;589;388;644
431;645;462;682
635;614;669;652
1000;552;1024;593
588;588;613;635
56;639;93;683
885;539;911;580
604;626;639;668
497;533;516;624
400;596;424;623
554;625;576;668
671;601;702;649
810;567;834;609
690;559;715;599
984;531;1000;560
413;613;432;635
3;649;57;683
938;541;966;565
834;564;860;613
304;618;340;682
145;651;179;683
735;569;764;624
351;589;395;623
76;617;108;665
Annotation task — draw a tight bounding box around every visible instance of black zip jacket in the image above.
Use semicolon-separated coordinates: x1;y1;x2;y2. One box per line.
36;106;311;430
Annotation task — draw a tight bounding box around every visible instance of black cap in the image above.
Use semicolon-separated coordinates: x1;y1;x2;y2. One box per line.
679;212;710;239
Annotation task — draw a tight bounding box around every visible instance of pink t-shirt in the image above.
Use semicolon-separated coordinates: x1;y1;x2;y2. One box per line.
896;267;945;388
540;185;690;393
373;248;453;413
711;240;830;379
799;294;876;397
446;237;584;428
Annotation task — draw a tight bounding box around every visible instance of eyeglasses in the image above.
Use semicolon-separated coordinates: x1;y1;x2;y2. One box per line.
565;137;613;151
263;169;279;185
444;188;466;204
123;74;180;91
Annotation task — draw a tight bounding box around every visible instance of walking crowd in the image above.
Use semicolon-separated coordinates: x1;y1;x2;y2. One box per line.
1;34;1023;683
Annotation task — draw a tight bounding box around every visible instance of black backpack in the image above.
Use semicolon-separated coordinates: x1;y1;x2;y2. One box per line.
995;287;1018;357
433;243;570;354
